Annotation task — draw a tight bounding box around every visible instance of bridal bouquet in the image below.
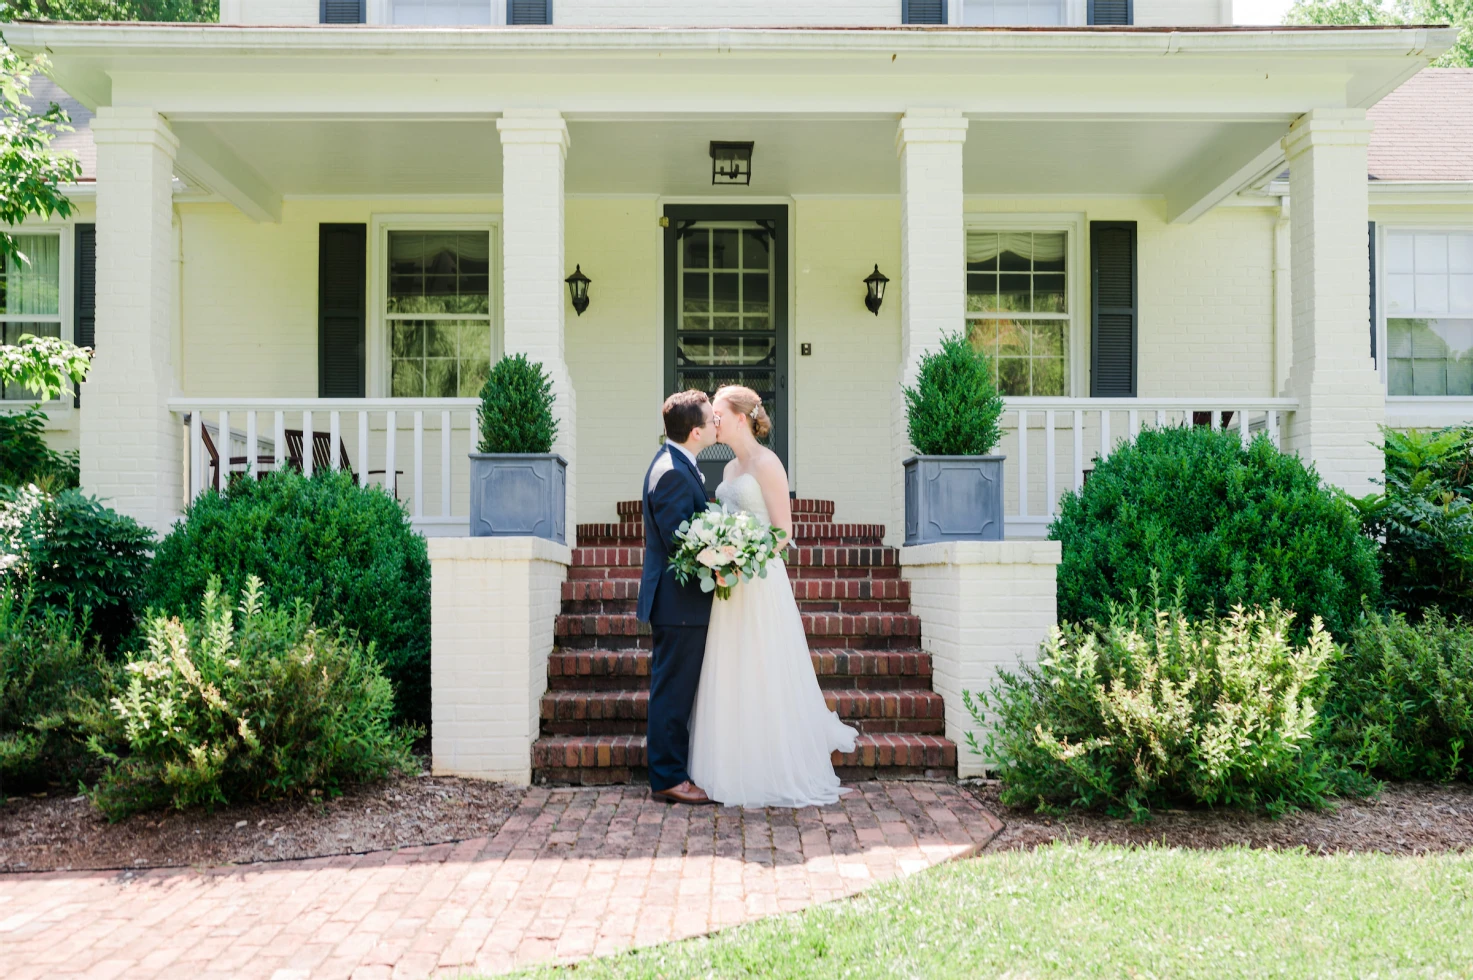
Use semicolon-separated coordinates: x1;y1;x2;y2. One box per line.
668;505;787;600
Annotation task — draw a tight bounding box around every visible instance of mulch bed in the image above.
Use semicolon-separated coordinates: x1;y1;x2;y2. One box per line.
0;760;524;873
972;780;1473;856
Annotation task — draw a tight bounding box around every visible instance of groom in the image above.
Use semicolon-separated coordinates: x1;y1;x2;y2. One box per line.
638;390;719;805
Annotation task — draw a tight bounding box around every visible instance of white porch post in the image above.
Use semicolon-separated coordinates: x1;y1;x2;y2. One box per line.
893;109;969;543
83;108;182;535
497;110;576;538
1282;109;1384;495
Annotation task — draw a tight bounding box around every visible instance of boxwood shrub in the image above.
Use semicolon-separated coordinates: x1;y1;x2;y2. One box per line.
144;470;431;724
1049;425;1380;640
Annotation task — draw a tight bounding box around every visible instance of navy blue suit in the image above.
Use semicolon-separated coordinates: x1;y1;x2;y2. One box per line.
637;444;713;791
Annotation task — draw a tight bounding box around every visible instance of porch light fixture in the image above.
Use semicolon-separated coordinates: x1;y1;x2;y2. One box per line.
565;265;591;316
863;265;889;316
710;141;755;186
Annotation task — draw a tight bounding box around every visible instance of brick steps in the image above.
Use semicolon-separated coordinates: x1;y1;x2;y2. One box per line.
540;688;946;735
578;521;886;547
554;611;922;650
616;498;834;521
571;545;900;572
545;649;935;691
533;734;957;786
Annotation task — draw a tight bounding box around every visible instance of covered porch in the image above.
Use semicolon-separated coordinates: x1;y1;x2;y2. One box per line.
8;22;1453;539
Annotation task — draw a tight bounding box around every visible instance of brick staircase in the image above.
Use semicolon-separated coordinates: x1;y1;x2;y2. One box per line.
531;498;958;785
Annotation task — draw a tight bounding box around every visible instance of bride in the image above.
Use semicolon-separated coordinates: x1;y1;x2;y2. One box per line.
687;384;858;808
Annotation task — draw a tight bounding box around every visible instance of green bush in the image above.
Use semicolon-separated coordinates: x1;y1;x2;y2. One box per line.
1350;426;1473;620
144;469;431;723
0;586;107;795
902;331;1005;457
0;408;79;491
478;353;558;454
968;589;1342;819
0;484;154;650
86;577;416;819
1321;607;1473;782
1049;425;1380;640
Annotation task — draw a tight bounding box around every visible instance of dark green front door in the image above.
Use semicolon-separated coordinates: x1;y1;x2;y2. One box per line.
663;204;788;488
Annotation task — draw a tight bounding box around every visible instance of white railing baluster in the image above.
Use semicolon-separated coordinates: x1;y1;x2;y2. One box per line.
1072;409;1084;492
217;410;229;486
1016;409;1029;520
413;412;424;520
274;411;286;471
1129;409;1139;441
358;411;369;488
385;410;397;500
245;410;257;479
1045;409;1057;516
1239;406;1250;447
1268;409;1280;448
1155;409;1166;429
1101;410;1112;458
441;410;452;518
302;410;314;478
330;411;342;472
189;409;203;498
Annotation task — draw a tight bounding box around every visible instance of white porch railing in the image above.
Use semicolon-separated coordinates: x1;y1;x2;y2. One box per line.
169;398;480;535
998;397;1299;536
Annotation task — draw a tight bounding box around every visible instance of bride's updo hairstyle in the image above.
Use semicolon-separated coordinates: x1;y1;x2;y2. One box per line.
715;385;771;440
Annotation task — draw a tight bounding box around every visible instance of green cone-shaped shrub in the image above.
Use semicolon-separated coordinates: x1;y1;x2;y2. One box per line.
478;352;558;454
903;331;1004;457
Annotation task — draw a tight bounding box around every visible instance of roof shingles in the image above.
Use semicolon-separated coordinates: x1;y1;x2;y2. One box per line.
1368;68;1473;182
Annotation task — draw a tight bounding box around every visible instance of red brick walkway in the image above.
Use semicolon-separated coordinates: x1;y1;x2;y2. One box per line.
0;782;999;979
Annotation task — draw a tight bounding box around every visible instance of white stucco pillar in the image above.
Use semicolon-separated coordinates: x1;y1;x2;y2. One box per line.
83;108;182;536
893;110;969;545
498;109;577;539
1282;109;1384;495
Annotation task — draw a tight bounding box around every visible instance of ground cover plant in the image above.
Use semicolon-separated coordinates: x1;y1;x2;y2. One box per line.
1049;425;1380;640
144;469;431;724
1322;606;1473;783
967;588;1345;820
1351;425;1473;621
509;843;1473;980
86;577;415;819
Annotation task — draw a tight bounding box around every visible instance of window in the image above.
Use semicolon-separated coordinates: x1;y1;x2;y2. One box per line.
1384;230;1473;397
1;233;62;401
967;230;1069;396
386;230;492;397
963;0;1065;25
391;0;491;24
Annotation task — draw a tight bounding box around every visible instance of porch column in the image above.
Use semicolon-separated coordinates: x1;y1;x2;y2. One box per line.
893;110;969;542
83;108;182;536
497;110;577;537
1282;109;1383;495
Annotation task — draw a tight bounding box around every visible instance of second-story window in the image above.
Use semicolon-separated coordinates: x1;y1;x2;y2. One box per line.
391;0;492;24
963;0;1065;25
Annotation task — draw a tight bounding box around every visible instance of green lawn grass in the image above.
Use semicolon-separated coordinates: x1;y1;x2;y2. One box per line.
513;843;1473;979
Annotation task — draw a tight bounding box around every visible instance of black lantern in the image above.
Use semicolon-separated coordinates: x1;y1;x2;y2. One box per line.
565;265;591;316
864;265;889;316
710;141;754;186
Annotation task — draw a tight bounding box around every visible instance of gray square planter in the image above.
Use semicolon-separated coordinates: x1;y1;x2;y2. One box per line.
903;455;1006;545
469;453;567;544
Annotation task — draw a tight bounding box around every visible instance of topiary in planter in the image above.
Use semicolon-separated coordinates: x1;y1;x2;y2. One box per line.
471;354;566;542
901;331;1007;544
477;353;558;454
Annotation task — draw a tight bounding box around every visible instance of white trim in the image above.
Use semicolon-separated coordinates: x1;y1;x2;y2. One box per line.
1386;396;1473;428
1376;222;1473;398
368;213;501;399
963;211;1086;397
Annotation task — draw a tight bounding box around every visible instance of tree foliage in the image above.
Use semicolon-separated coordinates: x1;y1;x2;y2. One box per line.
1285;0;1473;68
1;1;217;20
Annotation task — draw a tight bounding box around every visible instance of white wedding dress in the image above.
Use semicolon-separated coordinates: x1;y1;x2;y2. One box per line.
688;472;858;808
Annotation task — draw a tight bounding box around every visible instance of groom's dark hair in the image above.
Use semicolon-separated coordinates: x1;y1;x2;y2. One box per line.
663;390;710;444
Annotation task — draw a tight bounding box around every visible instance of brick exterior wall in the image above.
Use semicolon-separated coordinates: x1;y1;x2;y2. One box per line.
429;536;570;783
901;540;1061;779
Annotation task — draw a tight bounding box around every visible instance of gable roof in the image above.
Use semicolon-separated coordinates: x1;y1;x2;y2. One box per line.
1368;68;1473;182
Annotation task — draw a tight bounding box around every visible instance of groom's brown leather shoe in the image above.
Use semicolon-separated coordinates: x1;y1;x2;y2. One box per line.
651;780;713;805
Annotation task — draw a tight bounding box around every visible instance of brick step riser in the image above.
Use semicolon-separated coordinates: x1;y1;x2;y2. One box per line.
567;566;903;584
571;548;897;570
560;599;914;616
556;613;920;640
541;692;946;724
556;634;921;652
616;500;836;520
531;737;956;774
541;718;947;736
562;581;910;604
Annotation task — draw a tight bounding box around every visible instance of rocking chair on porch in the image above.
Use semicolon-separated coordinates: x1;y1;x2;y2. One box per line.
197;425;401;499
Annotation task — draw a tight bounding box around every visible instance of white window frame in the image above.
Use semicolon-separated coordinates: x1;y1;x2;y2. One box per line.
369;0;502;24
1377;222;1473;422
963;212;1086;398
1;222;75;410
369;214;501;399
951;0;1085;26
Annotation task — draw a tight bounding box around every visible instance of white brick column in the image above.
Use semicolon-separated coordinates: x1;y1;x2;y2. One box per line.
901;541;1060;779
498;110;577;538
429;537;570;784
893;110;968;544
83;108;182;535
1282;109;1384;495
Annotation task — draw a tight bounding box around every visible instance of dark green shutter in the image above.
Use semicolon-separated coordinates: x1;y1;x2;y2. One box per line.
508;0;552;23
73;223;95;408
1090;221;1138;398
902;0;947;23
320;0;365;22
1087;0;1133;24
1368;221;1377;361
319;224;367;398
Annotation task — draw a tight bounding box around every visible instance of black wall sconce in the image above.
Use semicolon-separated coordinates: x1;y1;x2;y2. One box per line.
565;265;591;316
864;265;889;316
710;141;755;185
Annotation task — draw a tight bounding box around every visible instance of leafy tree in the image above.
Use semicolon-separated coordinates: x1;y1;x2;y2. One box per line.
1;1;217;20
1285;0;1472;68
